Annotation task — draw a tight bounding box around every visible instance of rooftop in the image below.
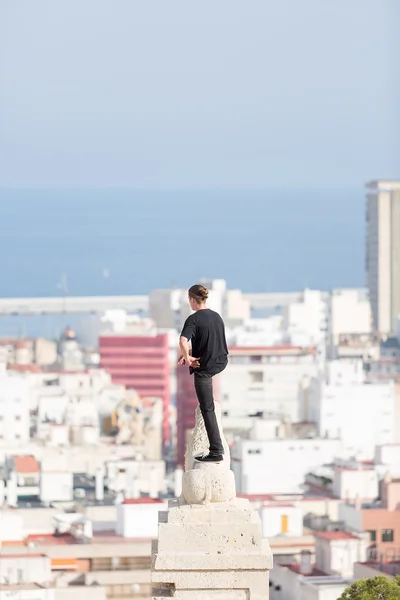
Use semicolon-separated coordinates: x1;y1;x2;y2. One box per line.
7;364;42;373
123;498;164;505
13;455;40;474
357;560;400;577
229;345;316;355
287;564;327;577
315;531;358;541
25;531;153;546
301;576;353;587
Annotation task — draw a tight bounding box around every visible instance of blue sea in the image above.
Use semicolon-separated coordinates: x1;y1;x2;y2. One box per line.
0;188;365;338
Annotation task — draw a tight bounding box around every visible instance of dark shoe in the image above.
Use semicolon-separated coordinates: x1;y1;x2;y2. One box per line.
195;454;223;463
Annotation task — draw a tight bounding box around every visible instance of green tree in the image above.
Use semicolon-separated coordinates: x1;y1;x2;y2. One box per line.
339;576;400;600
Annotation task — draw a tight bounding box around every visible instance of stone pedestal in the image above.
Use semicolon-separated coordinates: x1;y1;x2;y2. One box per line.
152;403;272;598
151;497;273;599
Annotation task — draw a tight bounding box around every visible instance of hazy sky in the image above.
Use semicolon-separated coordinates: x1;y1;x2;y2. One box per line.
0;0;398;189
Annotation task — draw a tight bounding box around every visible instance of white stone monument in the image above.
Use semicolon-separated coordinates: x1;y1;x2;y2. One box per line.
151;404;273;599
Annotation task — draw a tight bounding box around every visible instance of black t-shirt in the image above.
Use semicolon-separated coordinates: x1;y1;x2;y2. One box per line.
181;309;229;375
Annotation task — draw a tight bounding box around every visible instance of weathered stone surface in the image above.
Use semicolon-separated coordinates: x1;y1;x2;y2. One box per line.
180;403;236;505
152;569;269;591
151;499;272;599
152;552;272;571
181;464;236;505
152;402;271;598
164;498;253;524
157;521;262;554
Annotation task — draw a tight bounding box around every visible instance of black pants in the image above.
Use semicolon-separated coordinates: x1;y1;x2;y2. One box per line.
194;372;224;456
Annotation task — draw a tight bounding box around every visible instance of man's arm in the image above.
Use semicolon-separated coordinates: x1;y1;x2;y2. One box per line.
179;336;192;362
178;316;200;368
178;337;200;368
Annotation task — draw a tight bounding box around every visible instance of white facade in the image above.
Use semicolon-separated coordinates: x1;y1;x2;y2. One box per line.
116;500;165;538
303;371;398;460
0;555;51;585
40;471;73;503
220;347;318;423
249;417;286;441
283;289;327;346
315;534;368;578
300;579;350;600
325;358;364;386
366;180;400;334
328;289;372;345
270;565;303;600
338;503;364;532
0;511;24;541
259;503;303;538
232;438;342;495
0;589;54;600
70;424;100;445
332;468;379;502
106;459;166;496
0;374;30;446
375;444;400;477
226;316;284;347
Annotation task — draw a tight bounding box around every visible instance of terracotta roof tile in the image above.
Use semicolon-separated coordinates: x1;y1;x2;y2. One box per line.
7;364;41;373
13;456;40;474
315;531;358;541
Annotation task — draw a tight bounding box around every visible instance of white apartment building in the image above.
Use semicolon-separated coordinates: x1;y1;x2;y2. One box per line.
366;180;400;334
0;372;30;446
259;502;303;538
231;438;342;495
29;369;125;439
270;540;356;600
328;288;372;346
332;467;379;502
283;289;327;347
226;316;284;347
301;360;399;460
374;444;400;477
220;345;319;424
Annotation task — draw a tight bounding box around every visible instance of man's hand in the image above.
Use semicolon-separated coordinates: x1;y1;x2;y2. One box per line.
178;355;200;368
187;356;200;369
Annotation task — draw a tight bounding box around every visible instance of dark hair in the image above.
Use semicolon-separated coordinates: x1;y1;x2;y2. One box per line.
188;284;209;303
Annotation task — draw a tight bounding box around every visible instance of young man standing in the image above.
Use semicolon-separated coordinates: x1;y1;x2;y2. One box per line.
178;284;229;463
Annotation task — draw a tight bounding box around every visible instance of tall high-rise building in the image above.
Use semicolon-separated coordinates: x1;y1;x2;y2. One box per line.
366;180;400;334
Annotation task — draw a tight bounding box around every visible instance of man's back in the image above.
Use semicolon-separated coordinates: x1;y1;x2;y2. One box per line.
181;308;228;374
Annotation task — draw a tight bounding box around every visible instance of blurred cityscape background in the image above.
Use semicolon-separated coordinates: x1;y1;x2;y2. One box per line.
1;1;400;600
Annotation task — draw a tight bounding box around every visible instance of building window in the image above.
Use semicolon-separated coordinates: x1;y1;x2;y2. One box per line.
381;529;394;543
368;530;377;542
249;371;263;384
250;355;262;363
248;448;261;455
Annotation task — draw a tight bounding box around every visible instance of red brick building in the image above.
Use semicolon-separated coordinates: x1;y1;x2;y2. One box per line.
99;334;170;445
